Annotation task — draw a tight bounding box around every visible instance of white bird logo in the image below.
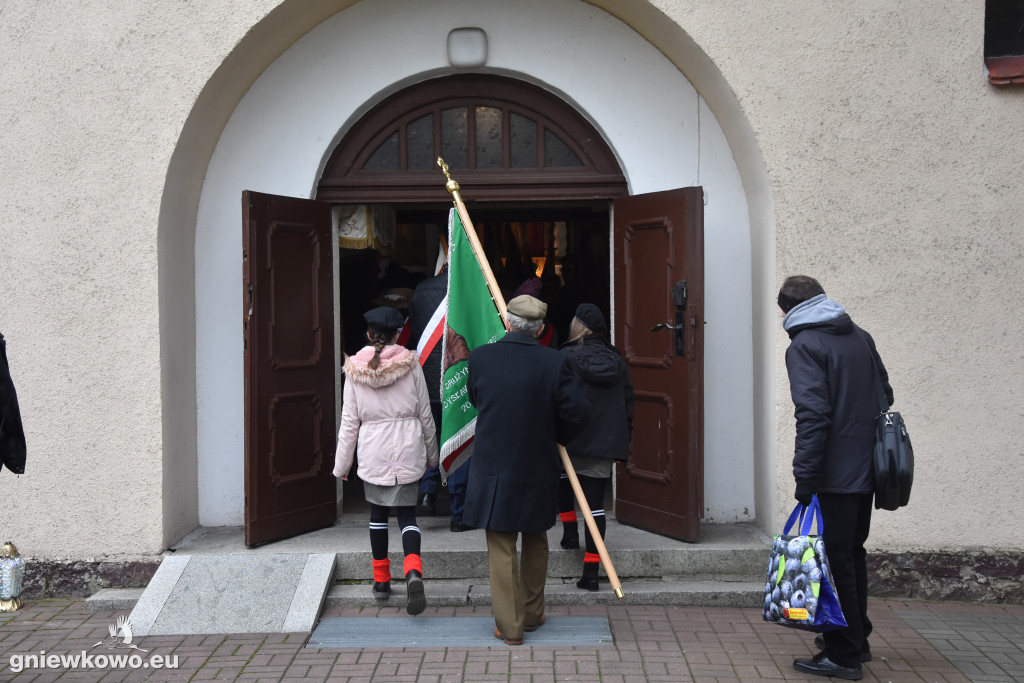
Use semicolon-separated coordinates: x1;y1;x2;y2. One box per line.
91;615;149;652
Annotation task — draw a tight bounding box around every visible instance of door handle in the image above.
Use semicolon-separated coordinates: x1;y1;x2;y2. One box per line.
651;280;688;357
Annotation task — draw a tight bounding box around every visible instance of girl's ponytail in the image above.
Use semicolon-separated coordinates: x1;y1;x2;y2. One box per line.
367;329;392;370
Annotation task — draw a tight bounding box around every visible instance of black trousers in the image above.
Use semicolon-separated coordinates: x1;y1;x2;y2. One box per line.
818;492;873;668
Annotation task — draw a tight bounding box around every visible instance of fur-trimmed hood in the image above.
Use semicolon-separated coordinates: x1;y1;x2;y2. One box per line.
343;345;417;387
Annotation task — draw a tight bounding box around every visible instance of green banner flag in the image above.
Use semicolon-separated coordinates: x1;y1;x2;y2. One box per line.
440;208;505;481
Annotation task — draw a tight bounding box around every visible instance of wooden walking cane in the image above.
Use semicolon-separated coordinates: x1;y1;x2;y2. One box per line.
437;158;625;599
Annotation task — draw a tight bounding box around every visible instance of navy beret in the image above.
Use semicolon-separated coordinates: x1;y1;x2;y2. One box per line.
364;306;405;332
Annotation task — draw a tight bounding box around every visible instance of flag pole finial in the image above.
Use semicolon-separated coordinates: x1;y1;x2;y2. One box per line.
437;157;461;197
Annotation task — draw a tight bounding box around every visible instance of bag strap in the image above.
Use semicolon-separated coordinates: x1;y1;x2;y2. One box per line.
857;330;889;415
783;502;805;535
799;495;824;536
783;496;825;536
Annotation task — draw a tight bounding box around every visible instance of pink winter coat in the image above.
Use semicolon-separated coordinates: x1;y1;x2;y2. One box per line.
333;345;439;485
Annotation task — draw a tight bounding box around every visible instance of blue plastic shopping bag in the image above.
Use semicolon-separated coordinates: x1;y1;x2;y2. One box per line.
761;496;847;632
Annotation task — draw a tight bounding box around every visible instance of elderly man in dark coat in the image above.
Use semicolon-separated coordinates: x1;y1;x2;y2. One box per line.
464;294;589;645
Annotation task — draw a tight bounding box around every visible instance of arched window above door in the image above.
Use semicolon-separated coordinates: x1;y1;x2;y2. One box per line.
317;75;627;202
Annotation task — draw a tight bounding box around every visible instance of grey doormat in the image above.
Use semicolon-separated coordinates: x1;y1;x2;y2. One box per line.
307;616;613;648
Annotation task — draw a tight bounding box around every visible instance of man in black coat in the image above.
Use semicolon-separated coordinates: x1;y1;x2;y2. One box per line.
406;266;472;530
779;276;892;681
464;294;589;645
0;332;26;475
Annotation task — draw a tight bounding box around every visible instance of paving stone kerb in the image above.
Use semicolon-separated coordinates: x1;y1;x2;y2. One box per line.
3;598;1023;681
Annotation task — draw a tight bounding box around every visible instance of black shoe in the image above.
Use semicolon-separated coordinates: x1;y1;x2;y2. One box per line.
450;519;472;532
560;523;579;549
793;655;862;680
576;564;600;591
814;635;872;662
418;494;435;516
372;581;390;601
405;570;426;616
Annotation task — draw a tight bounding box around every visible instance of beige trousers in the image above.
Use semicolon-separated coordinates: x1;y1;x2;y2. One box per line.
485;529;548;639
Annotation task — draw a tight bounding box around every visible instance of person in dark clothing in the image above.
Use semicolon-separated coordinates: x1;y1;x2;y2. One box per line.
0;332;26;475
406;266;471;530
464;295;590;645
780;276;893;681
512;276;559;348
559;304;634;591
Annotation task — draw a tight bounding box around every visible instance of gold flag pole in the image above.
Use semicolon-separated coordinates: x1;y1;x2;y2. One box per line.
437;157;625;599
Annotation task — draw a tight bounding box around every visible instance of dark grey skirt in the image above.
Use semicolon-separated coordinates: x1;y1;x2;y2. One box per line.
363;481;420;507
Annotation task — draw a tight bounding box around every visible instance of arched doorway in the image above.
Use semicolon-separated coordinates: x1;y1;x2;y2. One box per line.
186;0;761;541
244;73;706;544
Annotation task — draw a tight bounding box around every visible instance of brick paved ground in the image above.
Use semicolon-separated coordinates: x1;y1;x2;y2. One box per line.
0;598;1021;681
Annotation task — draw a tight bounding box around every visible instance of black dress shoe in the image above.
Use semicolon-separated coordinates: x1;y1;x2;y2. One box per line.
372;581;390;600
450;519;472;532
793;655;862;680
405;570;426;616
418;493;435;516
813;635;872;662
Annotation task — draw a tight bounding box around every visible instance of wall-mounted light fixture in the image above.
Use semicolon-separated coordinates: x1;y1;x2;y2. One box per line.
447;28;488;68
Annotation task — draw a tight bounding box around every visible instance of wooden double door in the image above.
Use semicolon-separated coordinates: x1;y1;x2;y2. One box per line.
241;187;703;546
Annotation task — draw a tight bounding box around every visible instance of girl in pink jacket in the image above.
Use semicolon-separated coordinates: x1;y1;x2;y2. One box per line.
334;306;439;615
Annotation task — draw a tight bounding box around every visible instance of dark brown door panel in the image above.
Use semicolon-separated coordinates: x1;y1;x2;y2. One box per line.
613;188;704;542
243;191;337;547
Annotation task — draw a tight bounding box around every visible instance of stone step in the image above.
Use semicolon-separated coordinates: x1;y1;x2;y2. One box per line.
89;576;764;613
169;519;772;582
334;545;766;582
326;577;765;609
332;519;769;580
86;520;771;615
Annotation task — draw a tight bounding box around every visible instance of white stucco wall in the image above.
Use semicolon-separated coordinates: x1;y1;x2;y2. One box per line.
0;1;264;557
647;0;1024;548
195;0;756;526
1;0;1021;559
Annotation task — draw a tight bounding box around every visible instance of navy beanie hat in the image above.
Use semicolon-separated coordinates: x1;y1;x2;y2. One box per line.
574;303;607;335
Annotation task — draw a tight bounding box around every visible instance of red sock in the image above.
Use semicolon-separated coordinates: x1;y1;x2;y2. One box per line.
403;554;423;577
372;558;391;583
560;511;578;523
584;552;601;565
